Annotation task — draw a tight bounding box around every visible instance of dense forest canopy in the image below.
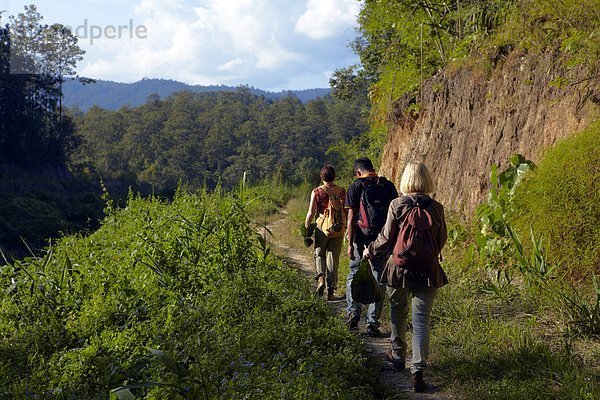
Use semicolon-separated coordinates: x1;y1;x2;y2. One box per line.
71;89;368;193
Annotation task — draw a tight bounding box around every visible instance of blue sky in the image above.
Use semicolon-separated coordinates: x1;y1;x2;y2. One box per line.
1;0;362;90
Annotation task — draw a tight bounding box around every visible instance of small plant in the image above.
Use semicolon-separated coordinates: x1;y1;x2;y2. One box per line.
110;349;209;400
505;224;557;289
558;274;600;336
474;154;536;284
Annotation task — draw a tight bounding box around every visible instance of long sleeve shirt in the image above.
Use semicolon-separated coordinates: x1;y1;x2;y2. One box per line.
368;194;448;288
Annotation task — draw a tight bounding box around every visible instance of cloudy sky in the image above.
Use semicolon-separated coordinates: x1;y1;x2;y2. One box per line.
2;0;362;90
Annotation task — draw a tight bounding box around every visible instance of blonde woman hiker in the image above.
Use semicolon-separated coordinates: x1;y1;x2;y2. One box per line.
363;161;448;393
305;164;347;301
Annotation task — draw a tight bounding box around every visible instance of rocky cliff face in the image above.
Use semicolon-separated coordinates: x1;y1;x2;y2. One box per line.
379;50;599;214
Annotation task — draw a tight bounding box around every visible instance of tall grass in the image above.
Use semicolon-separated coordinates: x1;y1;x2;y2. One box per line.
0;188;374;399
429;129;600;398
510;121;600;280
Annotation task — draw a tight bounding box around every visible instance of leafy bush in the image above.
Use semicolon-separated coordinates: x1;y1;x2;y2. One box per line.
347;0;599;134
510;121;600;280
0;188;373;399
464;148;599;336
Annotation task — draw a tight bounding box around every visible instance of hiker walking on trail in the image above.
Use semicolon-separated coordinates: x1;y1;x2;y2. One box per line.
305;164;347;301
363;161;448;393
345;157;398;335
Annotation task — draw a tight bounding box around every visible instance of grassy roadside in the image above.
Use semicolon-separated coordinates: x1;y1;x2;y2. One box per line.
0;187;379;399
274;156;599;399
275;192;599;399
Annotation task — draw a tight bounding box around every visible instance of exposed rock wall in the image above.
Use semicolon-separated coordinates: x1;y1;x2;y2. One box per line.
379;50;599;214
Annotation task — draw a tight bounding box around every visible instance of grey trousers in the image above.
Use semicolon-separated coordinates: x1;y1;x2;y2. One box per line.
387;286;438;373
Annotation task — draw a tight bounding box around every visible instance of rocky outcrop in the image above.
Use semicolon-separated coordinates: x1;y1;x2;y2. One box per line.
379;50;599;214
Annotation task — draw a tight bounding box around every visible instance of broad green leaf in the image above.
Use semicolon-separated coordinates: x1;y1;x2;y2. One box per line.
149;349;189;378
110;388;136;400
510;153;526;166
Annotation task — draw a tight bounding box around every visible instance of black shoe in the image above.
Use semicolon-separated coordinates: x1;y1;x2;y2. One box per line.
366;324;381;337
347;313;359;331
385;349;405;370
327;288;335;301
412;370;426;393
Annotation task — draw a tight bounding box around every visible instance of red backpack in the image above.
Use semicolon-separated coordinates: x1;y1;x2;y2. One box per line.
392;196;441;275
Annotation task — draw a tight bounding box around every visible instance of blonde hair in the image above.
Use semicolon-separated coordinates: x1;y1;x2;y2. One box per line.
399;161;436;195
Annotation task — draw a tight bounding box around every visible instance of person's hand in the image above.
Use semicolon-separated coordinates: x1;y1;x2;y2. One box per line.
347;243;355;260
363;247;371;260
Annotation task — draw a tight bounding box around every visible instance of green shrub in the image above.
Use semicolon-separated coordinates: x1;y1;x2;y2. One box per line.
510;121;600;279
0;189;373;399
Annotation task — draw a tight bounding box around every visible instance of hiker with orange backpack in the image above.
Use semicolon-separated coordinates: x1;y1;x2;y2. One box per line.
363;161;448;393
305;164;347;301
345;158;398;335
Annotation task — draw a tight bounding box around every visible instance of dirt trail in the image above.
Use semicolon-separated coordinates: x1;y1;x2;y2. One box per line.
261;215;451;399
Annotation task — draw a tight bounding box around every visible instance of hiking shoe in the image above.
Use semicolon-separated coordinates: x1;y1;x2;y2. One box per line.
412;370;426;393
385;349;405;370
317;285;325;297
347;313;359;331
327;288;335;301
366;324;381;337
316;276;325;297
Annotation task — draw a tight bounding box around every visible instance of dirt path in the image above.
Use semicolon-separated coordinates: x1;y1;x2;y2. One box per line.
261;215;451;400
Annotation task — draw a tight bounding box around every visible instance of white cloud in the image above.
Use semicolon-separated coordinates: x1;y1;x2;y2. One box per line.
295;0;360;40
218;58;244;72
76;0;361;89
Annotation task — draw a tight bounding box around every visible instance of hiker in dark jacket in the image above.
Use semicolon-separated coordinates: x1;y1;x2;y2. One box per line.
363;161;447;393
305;164;346;301
345;157;398;335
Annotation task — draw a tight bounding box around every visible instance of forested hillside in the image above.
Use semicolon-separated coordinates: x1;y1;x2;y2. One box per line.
70;88;367;194
330;0;599;211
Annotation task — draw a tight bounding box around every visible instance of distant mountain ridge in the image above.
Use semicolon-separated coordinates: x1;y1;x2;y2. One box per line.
62;78;331;111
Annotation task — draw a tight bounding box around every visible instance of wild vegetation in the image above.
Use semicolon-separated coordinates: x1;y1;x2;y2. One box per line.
331;0;600;156
428;126;599;398
510;121;600;280
0;186;375;399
